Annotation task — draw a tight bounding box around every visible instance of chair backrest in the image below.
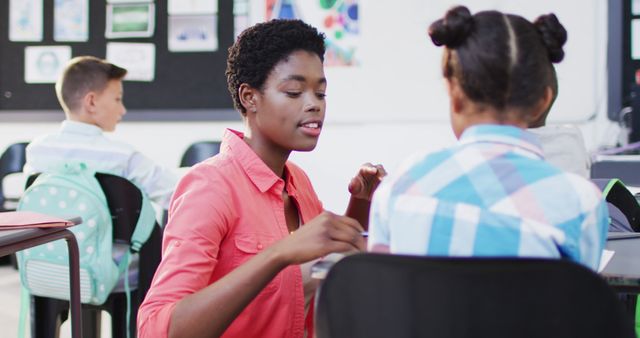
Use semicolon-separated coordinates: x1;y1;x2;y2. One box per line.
315;254;635;338
93;173;163;301
179;141;221;167
0;142;28;209
96;173;148;240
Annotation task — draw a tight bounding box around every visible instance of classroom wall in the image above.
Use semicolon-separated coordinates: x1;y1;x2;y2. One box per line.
0;117;617;214
0;0;618;212
323;0;608;124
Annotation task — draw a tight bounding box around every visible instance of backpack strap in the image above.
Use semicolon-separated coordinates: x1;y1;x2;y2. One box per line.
128;185;156;253
117;250;133;338
17;286;29;338
592;178;640;232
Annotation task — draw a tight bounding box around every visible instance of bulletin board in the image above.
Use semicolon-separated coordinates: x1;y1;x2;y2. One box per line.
0;0;236;120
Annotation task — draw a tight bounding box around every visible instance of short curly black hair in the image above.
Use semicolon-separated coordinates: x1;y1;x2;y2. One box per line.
226;19;326;115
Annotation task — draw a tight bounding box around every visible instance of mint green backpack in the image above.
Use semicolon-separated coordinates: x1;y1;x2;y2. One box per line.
16;163;156;305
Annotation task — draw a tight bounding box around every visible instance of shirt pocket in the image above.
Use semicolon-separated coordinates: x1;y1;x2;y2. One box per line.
233;233;282;294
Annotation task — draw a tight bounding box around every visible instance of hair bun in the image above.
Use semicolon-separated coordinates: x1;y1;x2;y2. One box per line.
534;13;567;63
429;6;473;48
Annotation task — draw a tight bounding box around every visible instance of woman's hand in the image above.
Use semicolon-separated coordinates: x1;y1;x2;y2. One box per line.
272;211;365;265
348;163;387;201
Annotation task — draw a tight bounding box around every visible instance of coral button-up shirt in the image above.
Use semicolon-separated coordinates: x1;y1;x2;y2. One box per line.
138;129;323;338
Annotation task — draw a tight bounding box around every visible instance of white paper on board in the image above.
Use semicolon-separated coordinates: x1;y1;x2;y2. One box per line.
168;0;218;15
106;42;156;82
168;15;218;52
54;0;89;42
10;0;43;42
106;3;155;39
24;46;72;84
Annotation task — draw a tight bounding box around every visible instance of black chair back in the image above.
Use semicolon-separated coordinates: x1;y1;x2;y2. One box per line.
0;142;28;210
179;141;221;167
96;173;144;240
94;173;163;303
315;254;635;338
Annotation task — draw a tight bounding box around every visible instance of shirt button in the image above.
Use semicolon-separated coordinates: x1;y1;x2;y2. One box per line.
257;243;263;250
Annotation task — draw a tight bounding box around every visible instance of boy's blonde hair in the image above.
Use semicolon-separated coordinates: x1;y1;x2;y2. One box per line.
56;56;127;114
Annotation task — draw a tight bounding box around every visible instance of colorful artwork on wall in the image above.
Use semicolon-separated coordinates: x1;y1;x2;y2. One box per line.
266;0;360;66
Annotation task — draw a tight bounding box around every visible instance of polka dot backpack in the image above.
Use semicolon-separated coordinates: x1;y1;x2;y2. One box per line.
16;163;146;306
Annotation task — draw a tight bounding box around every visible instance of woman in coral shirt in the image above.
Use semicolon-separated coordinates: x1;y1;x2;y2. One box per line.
138;19;385;338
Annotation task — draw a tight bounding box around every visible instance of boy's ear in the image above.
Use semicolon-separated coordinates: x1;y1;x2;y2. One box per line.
82;91;97;115
238;84;257;114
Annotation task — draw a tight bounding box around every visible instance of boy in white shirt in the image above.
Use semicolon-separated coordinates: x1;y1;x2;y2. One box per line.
24;56;177;209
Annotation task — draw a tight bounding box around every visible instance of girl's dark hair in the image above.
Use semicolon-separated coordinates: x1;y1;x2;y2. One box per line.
428;6;567;117
226;19;326;115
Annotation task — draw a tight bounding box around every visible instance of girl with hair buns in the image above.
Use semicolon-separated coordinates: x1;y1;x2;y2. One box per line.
367;6;608;270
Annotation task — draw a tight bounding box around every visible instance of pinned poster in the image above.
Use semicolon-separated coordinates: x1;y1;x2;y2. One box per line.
24;46;72;84
168;0;218;15
9;0;43;42
168;15;218;52
106;42;156;81
107;0;152;2
54;0;89;42
266;0;360;67
233;0;250;38
106;3;155;38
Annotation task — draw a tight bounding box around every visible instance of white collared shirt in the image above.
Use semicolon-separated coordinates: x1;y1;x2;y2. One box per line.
24;120;177;209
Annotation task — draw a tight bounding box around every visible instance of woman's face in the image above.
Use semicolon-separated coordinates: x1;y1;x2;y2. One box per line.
247;50;327;155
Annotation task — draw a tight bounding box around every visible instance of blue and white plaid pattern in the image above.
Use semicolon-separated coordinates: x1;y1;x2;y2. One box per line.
369;125;608;270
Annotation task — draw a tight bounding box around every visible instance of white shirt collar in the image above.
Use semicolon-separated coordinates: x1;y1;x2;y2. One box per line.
60;120;103;136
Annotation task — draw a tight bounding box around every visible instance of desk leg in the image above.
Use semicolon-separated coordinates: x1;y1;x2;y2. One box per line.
65;233;82;338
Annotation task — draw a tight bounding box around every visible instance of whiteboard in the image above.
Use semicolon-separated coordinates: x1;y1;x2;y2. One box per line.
321;0;607;123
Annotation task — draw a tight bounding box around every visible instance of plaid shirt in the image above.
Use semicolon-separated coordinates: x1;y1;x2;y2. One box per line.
369;125;608;270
